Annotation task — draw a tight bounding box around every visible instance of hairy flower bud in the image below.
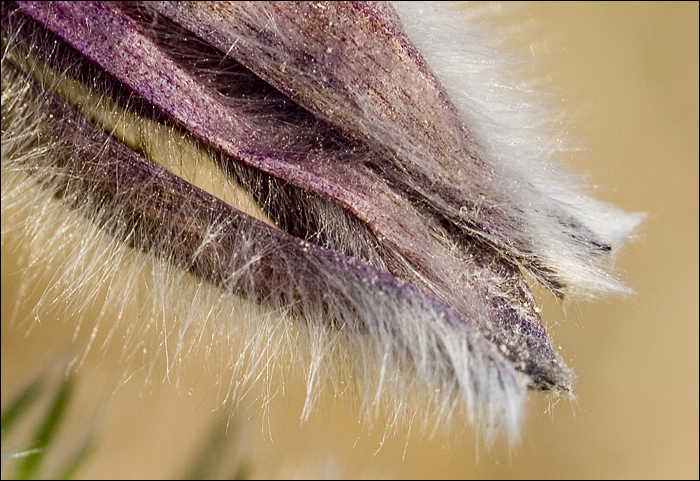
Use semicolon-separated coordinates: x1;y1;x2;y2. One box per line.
1;1;642;442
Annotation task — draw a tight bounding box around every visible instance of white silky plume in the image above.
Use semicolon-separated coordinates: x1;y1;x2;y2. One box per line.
392;1;644;298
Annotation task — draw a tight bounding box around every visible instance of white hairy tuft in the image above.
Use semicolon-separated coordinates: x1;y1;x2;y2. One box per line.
393;1;644;297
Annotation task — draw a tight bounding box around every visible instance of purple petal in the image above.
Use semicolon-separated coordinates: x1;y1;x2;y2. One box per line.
3;59;528;436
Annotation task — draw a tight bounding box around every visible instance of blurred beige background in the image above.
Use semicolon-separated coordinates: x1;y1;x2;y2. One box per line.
2;2;698;479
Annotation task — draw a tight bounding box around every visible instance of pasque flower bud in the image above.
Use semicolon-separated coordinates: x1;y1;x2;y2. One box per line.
1;1;642;443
